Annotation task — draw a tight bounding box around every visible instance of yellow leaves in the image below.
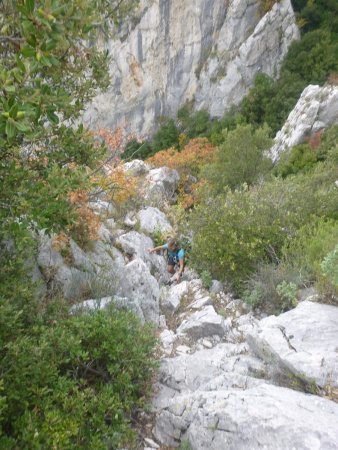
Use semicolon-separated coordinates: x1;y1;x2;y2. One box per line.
73;204;101;243
107;167;137;205
93;166;137;206
178;133;188;148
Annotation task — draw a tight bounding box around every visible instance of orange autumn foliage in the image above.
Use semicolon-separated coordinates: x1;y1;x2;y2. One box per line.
92;166;138;206
68;190;101;244
146;138;216;177
147;138;216;209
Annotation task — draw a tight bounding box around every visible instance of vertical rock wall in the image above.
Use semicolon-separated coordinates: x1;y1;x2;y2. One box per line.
84;0;299;137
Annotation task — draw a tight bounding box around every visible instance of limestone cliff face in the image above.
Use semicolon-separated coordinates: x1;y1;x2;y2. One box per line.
84;0;299;137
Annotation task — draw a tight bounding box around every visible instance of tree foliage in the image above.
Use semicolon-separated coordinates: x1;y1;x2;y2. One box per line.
240;28;338;134
201;124;273;194
0;307;156;449
291;0;338;33
0;1;161;447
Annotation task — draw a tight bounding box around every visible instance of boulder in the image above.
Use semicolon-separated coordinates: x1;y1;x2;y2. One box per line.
210;279;223;294
88;199;115;216
247;301;338;388
161;281;189;314
116;230;167;276
116;258;160;324
38;232;126;301
160;329;178;356
137;206;173;234
37;233;93;300
124;211;138;227
123;159;150;176
188;295;213;309
176;306;229;339
145;167;180;204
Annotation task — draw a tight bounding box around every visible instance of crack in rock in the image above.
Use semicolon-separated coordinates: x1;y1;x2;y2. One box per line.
278;325;297;352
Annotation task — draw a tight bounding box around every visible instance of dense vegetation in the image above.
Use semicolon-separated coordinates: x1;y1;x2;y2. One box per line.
0;1;157;447
138;0;338;312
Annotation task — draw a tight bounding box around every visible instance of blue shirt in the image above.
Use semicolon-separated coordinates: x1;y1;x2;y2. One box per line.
163;243;185;261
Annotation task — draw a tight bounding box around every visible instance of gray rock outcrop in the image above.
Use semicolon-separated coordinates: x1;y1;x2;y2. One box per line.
247;300;338;388
154;383;338;449
145;167;180;205
270;84;338;161
177;305;229;339
150;275;338;449
116;258;160;324
137;206;173;234
84;0;299;137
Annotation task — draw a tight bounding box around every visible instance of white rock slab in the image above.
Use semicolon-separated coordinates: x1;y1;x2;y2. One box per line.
116;230;167;276
247;301;338;388
160;329;177;356
188;295;213;309
154;383;338;448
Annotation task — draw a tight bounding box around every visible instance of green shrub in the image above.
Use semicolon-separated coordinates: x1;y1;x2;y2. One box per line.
201;124;273;194
292;0;338;33
209;108;247;145
189;163;338;292
179;440;193;450
321;245;338;292
276;281;298;309
150;225;168;247
122;139;154;160
274;143;318;177
201;270;213;289
282;218;338;283
240;29;338;134
322;125;338;164
275;125;338;178
177;106;212;138
240;74;276;130
151;118;180;153
282;29;338;85
0;308;157;449
243;263;301;314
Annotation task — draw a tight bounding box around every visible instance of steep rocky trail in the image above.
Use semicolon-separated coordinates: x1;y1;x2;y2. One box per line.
142;272;338;449
35;158;338;449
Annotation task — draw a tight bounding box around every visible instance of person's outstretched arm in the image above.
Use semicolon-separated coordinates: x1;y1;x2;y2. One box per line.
148;244;165;253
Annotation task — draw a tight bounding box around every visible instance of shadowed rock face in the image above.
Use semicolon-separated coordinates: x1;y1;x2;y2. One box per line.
84;0;299;137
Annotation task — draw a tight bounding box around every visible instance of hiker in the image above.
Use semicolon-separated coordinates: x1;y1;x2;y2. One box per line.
148;238;185;283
